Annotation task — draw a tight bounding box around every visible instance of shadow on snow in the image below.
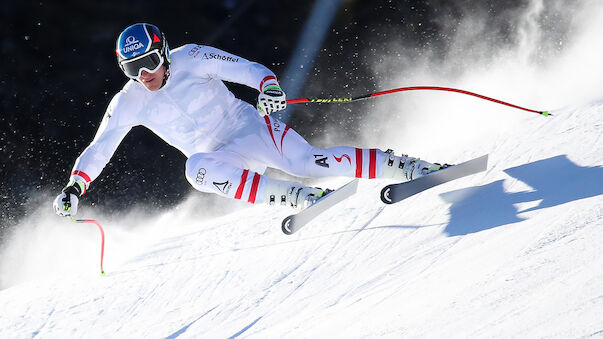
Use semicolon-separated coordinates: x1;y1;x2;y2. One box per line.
440;155;602;236
117;155;601;274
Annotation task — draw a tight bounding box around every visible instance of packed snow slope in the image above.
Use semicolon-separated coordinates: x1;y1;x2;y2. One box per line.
1;102;602;338
3;1;603;336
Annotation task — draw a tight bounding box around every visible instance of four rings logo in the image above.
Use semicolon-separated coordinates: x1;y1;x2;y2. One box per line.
196;168;206;185
122;35;144;54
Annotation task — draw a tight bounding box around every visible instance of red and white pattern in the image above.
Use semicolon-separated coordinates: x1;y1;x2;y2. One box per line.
263;115;291;157
354;148;378;179
259;75;278;92
234;169;262;204
70;170;91;194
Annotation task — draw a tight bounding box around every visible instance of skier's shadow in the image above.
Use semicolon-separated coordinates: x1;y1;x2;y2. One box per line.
440;155;603;236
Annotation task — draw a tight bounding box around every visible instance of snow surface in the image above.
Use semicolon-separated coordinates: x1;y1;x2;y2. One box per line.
3;103;601;338
2;2;603;338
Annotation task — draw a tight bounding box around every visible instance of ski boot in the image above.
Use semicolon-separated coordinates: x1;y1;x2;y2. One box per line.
383;150;448;181
264;179;330;210
288;186;332;210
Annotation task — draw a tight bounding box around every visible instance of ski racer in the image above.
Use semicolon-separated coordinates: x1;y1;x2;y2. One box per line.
53;23;443;216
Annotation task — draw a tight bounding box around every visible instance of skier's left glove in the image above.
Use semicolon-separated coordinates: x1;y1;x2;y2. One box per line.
53;180;85;217
257;85;286;116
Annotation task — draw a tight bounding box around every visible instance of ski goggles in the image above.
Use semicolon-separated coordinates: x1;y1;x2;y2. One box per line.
120;49;164;79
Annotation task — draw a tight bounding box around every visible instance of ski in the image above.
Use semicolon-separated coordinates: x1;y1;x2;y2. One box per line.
282;179;359;235
380;154;488;204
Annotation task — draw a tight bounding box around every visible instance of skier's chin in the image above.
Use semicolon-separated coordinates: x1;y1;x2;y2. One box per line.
138;66;166;91
139;77;162;91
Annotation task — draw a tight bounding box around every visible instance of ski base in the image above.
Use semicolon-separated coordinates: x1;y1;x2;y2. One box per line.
282;179;359;235
381;154;488;204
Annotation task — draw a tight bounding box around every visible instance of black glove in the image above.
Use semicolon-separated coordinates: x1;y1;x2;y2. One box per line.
53;180;85;216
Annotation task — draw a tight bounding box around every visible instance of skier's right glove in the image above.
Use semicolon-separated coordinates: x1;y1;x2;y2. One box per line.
53;180;85;217
257;85;287;116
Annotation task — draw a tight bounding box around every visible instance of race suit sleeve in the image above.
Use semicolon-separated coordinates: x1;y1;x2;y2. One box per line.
188;45;280;92
69;89;139;190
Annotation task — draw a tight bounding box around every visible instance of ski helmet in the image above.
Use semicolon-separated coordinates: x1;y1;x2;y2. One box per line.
116;23;171;81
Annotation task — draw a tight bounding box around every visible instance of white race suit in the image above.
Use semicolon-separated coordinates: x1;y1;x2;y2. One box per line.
69;44;390;204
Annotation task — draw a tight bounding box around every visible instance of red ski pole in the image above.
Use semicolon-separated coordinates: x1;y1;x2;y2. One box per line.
286;85;550;116
70;217;106;276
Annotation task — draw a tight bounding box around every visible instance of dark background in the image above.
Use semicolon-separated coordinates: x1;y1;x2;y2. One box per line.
1;0;528;236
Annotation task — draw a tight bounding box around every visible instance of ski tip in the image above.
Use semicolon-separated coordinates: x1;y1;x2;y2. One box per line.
282;216;294;235
380;186;394;204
